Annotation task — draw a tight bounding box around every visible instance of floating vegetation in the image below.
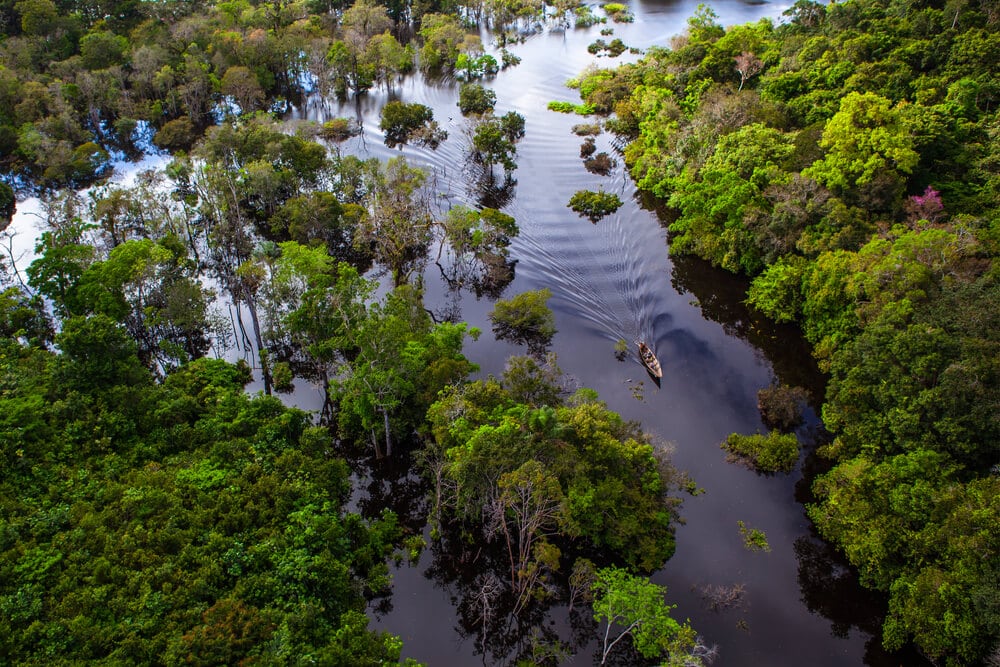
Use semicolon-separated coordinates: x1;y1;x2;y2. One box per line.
319;117;361;142
568;189;623;222
738;521;771;553
588;38;628;57
571;123;602;136
602;2;634;22
547;101;597;115
722;431;800;473
574;5;605;27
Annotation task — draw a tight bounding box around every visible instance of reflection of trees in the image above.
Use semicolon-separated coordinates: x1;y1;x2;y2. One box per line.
436;250;516;301
472;171;518;210
434;203;519;309
794;535;884;639
340;442;434;619
793;535;932;667
669;253;826;405
661;208;932;667
422;524;584;666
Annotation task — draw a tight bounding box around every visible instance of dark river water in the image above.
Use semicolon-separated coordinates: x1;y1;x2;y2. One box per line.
1;2;929;664
285;2;933;666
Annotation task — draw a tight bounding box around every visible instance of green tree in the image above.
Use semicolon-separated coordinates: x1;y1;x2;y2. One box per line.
469;111;525;177
488;459;565;611
427;366;684;572
333;286;477;457
379;101;446;149
418;13;465;72
591;567;698;665
436;205;518;295
354;156;433;287
458;82;496;115
220;65;265;114
802;92;918;195
489;288;556;356
568;189;623;222
78;30;128;70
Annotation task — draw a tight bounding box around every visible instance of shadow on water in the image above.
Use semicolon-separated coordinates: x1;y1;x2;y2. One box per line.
664;241;934;667
668;252;827;407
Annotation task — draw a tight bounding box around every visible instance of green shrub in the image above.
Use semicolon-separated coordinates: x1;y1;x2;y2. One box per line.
489;289;556;355
722;431;799;473
602;3;634;22
319;117;361;142
547;100;597;115
458;83;496;115
568;189;623;221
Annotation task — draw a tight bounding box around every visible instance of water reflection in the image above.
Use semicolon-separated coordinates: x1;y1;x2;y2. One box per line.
666;249;932;666
668;252;826;406
793;534;931;667
473;173;518;210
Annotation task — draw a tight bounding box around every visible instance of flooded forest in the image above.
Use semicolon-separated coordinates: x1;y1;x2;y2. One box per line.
2;0;998;664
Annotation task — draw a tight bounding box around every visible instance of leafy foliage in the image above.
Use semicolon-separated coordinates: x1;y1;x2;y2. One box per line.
722;431;800;473
426;357;688;574
591;567;708;665
458;82;497;115
379;101;447;149
489;288;556;356
568;189;622;221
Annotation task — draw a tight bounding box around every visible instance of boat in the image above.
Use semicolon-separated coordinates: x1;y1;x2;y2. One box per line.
637;341;662;378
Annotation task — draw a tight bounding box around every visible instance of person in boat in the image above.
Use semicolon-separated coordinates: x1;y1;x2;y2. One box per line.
637;341;662;377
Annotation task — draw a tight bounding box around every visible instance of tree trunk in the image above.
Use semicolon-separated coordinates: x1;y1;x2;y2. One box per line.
245;296;272;395
383;408;392;456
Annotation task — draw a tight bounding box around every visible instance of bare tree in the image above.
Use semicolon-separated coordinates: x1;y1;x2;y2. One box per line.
735;51;764;91
485;460;565;613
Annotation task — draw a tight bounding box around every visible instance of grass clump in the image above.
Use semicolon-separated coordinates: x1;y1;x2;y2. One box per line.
547;101;597;115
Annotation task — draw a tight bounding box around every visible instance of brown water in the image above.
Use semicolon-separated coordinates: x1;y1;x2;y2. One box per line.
290;4;931;665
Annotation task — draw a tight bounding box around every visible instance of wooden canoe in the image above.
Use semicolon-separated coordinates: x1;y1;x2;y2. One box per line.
637;341;662;378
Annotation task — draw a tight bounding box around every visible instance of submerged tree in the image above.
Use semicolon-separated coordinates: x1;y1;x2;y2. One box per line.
354;156;434;287
592;567;712;666
436;205;519;297
379;101;447;149
333;285;478;457
421;357;694;662
489;288;556;357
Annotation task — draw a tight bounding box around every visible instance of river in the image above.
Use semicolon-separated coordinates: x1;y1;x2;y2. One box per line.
297;3;928;665
4;1;928;664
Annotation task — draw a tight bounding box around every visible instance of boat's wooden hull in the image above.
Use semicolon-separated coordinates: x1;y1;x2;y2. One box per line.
637;342;663;378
